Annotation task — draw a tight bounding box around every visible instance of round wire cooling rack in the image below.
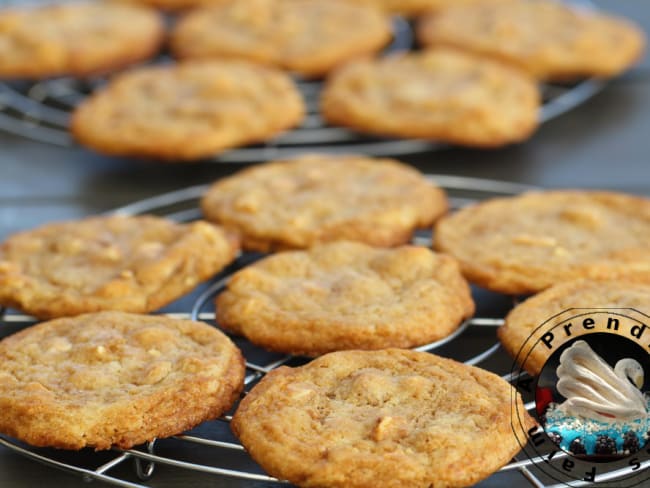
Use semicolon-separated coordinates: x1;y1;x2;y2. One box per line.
0;0;605;162
1;174;649;488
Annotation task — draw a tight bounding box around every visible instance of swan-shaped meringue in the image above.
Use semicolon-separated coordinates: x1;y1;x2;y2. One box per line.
556;340;647;422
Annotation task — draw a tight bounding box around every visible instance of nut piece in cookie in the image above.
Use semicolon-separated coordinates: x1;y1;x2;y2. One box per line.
0;2;164;79
70;60;305;161
434;190;650;295
418;0;646;80
321;48;540;147
217;241;475;355
500;279;650;375
170;0;391;78
0;311;245;450
0;215;239;319
232;348;535;488
200;154;448;251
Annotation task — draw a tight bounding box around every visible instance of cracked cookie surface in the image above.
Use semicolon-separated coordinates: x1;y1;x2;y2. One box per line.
0;311;245;449
0;215;238;318
200;154;448;251
352;0;505;17
170;0;391;78
217;241;474;355
434;191;650;294
0;2;163;79
71;60;304;161
500;279;650;375
321;48;540;147
232;348;534;488
418;0;646;80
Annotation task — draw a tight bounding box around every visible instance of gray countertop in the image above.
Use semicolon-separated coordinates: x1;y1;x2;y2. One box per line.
1;0;649;486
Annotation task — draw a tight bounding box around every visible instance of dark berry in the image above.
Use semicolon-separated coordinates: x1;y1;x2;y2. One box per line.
595;435;617;455
569;438;587;455
547;431;562;446
623;431;640;454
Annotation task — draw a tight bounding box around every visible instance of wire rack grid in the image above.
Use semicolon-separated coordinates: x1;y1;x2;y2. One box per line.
0;0;605;162
1;174;648;488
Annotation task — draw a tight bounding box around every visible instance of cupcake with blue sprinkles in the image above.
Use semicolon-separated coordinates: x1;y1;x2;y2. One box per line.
542;340;649;458
544;400;650;456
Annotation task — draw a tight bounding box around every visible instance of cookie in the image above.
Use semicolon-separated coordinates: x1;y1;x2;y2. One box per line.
232;348;535;488
434;191;650;295
200;154;448;251
170;0;391;78
418;0;646;80
350;0;504;17
321;48;540;147
0;311;245;450
0;2;164;79
500;279;650;375
70;60;305;161
217;241;474;356
0;215;238;319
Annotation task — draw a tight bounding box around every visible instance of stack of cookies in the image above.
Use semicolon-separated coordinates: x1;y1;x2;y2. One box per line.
431;190;650;375
0;154;544;487
0;0;648;485
0;215;248;449
2;152;649;484
0;0;645;160
200;155;474;354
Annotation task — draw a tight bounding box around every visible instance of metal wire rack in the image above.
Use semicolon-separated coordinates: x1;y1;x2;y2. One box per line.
1;174;648;488
0;0;605;162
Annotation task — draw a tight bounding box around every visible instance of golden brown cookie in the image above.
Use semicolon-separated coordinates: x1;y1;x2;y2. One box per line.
0;2;164;79
434;191;650;295
170;0;391;78
418;0;646;80
321;48;540;147
0;215;238;319
0;311;245;450
70;60;305;161
232;348;535;488
201;154;448;251
500;279;650;376
217;241;474;356
349;0;505;17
